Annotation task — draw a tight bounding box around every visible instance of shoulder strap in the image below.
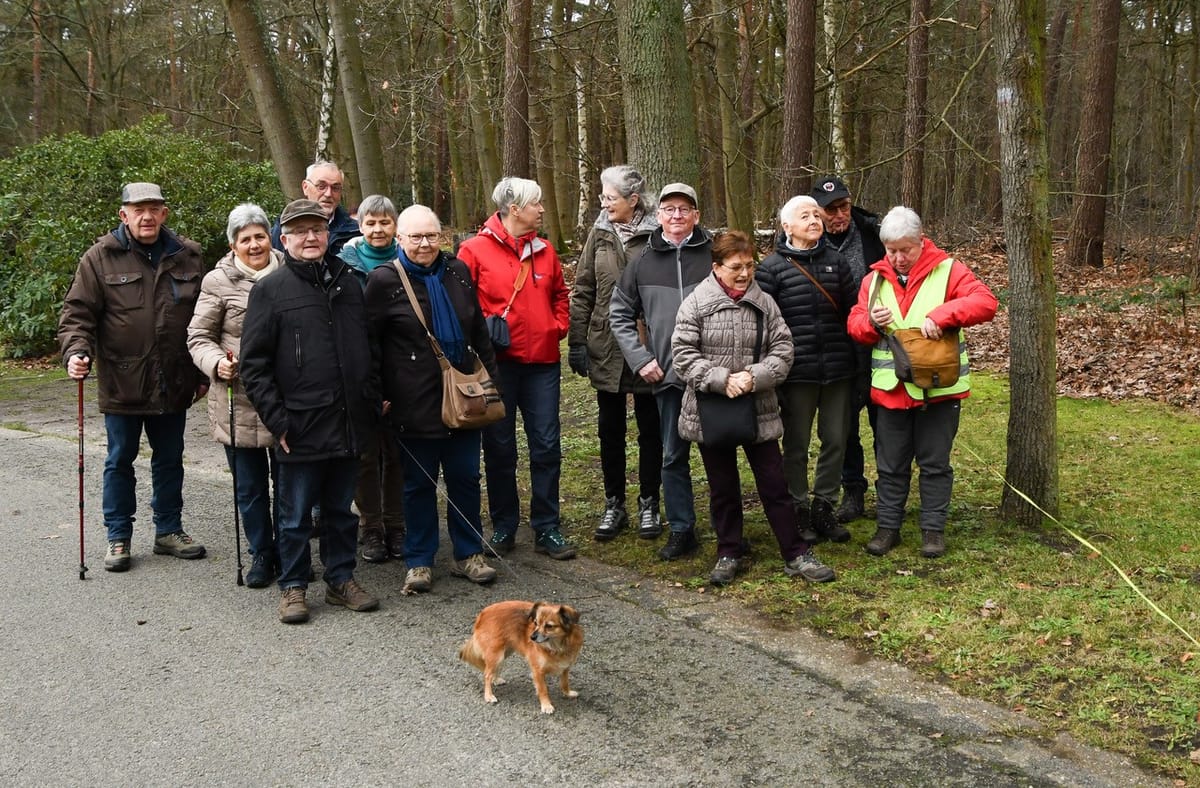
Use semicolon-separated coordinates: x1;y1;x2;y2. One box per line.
393;262;450;367
500;252;533;318
786;256;838;311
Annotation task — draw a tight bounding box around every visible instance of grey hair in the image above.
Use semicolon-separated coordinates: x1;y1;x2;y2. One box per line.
878;206;924;243
600;165;649;206
397;204;442;232
491;176;542;212
226;203;271;244
306;160;341;180
779;194;819;225
357;194;397;220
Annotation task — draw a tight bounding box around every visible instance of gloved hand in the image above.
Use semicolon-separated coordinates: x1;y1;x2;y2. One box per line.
568;345;590;377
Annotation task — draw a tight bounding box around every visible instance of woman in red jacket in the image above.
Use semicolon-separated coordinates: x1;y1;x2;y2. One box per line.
847;206;997;559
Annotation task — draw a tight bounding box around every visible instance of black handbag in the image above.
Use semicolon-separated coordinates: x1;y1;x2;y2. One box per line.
695;310;763;449
485;259;529;351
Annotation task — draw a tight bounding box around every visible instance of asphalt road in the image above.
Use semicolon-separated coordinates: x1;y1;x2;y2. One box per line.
0;401;1165;786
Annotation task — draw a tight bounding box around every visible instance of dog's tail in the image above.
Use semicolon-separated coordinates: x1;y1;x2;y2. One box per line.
458;637;484;670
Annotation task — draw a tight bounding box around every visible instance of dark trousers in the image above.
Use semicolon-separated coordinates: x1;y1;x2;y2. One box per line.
873;399;961;532
841;399;878;492
399;431;485;567
355;420;405;532
222;445;277;558
275;457;359;589
697;439;806;561
596;389;662;503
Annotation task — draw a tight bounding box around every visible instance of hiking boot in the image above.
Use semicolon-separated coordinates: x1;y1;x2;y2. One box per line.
244;552;276;589
489;529;516;556
709;555;742;586
795;501;820;543
784;551;837;583
534;528;577;560
594;497;629;542
658;528;698;561
812;496;851;543
325;578;379;612
153;531;206;559
404;566;433;593
359;526;388;564
835;486;867;523
104;540;131;572
865;528;902;557
451;553;498;584
385;524;406;559
921;529;946;559
278;587;309;624
636;496;662;539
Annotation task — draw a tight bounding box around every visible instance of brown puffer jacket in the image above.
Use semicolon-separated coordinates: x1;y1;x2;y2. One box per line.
671;273;794;444
187;249;281;448
58;224;205;414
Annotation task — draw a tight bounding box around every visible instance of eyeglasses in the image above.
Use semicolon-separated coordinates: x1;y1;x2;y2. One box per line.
659;205;694;216
306;180;343;194
598;194;622;205
405;233;441;245
287;227;329;238
720;262;757;275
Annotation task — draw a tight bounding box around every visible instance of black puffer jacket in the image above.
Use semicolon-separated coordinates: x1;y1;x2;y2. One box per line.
755;234;857;384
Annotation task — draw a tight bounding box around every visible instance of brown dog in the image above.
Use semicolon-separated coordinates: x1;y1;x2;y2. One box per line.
458;600;583;714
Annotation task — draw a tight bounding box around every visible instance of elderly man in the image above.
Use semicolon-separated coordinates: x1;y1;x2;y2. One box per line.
811;176;886;525
270;160;361;256
610;183;713;561
241;198;381;624
58;182;208;572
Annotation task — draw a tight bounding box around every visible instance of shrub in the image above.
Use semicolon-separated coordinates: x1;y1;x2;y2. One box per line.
0;117;284;357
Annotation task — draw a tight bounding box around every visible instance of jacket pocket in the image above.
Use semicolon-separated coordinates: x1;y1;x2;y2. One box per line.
100;353;152;409
168;270;200;305
103;272;145;311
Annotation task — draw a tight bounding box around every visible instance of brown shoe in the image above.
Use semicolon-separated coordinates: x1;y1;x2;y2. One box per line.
325;578;379;612
278;587;309;624
865;528;902;557
359;526;388;563
921;529;946;558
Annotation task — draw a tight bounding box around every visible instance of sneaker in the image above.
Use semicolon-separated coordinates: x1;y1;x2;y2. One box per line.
534;528;577;560
594;497;629;542
709;555;741;586
244;552;276;588
658;528;698;561
104;540;131;572
359;527;388;563
404;566;433;593
812;496;851;543
921;529;946;559
451;553;498;584
865;528;902;557
153;531;206;559
385;524;406;559
278;587;309;624
489;529;516;556
836;487;866;523
325;578;379;612
784;551;837;582
636;496;662;539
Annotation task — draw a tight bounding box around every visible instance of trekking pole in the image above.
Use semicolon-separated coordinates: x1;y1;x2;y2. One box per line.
77;378;88;581
227;351;244;586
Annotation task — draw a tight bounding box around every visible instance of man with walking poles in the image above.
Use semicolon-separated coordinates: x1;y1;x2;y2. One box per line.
58;182;209;573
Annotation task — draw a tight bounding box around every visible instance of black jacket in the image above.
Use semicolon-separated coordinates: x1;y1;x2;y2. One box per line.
239;252;380;462
364;254;499;440
755;235;858;384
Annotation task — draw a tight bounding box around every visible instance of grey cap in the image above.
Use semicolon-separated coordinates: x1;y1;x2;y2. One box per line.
658;182;698;208
121;182;165;205
278;199;328;227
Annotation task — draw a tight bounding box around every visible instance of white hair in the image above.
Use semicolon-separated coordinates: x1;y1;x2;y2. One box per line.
492;177;542;212
878;206;924;243
306;160;341;180
779;194;819;225
397;204;441;232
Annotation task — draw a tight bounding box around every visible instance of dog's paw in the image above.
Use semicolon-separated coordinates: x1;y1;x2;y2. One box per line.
566;690;579;699
540;702;556;714
484;694;498;704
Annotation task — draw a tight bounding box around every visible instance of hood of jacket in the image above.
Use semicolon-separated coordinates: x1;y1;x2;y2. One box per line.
477;212;547;261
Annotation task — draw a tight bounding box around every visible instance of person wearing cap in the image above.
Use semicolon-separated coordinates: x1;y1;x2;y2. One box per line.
811;176;886;526
58;182;209;572
610;182;713;561
270;160;361;257
240;198;382;624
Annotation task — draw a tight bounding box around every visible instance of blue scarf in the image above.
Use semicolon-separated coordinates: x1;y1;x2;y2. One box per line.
398;249;466;365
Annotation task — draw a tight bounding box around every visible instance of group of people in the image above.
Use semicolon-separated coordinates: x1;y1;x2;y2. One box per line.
56;159;997;619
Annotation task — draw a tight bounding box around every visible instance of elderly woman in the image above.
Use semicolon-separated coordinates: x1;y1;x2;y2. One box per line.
755;195;859;545
567;165;662;541
364;205;499;592
457;177;574;560
673;231;836;586
187;203;283;588
337;195;406;564
847;206;997;558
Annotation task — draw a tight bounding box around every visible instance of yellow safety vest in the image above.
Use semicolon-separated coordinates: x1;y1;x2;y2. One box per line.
870;259;971;399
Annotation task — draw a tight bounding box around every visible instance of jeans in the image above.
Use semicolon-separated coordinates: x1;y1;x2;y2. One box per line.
596;389;662;503
873;400;961;532
698;439;806;561
654;386;695;533
399;431;485;567
777;379;853;506
223;445;277;559
102;412;187;542
482;361;561;535
275;457;359;589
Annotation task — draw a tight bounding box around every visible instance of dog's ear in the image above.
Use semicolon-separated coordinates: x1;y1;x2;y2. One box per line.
527;602;542;622
559;605;579;628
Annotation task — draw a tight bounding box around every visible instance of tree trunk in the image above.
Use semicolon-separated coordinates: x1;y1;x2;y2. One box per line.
779;0;816;200
1043;3;1070;130
222;0;308;199
315;23;337;163
452;0;502;205
1064;0;1120;268
503;0;532;178
328;0;388;197
823;0;848;173
714;0;753;233
994;0;1059;525
614;0;701;191
900;0;930;212
31;0;44;140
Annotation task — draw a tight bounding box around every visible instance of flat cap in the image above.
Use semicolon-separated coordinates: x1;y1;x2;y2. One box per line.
121;182;165;204
278;199;328;227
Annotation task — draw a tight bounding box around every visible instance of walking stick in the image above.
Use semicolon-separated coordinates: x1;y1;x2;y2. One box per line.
77;378;88;580
227;351;244;586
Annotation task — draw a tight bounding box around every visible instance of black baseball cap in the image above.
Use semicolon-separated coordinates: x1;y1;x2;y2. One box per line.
811;176;851;208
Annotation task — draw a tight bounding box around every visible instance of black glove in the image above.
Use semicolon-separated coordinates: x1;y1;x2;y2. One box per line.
568;346;590;377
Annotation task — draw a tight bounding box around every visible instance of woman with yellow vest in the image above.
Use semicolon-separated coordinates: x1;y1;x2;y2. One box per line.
846;207;997;559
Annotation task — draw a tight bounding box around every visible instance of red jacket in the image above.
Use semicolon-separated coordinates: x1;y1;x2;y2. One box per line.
847;238;997;410
458;213;569;364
